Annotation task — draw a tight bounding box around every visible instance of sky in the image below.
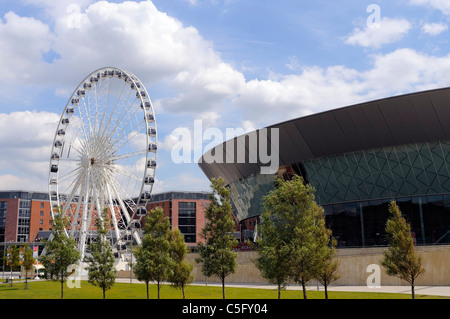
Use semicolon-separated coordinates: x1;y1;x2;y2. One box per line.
1;0;450;194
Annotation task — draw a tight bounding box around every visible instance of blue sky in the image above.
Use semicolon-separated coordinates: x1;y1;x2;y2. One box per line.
1;0;450;194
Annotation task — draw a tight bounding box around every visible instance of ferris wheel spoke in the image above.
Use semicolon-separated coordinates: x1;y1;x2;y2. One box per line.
107;118;147;157
57;165;83;185
69;171;87;238
99;81;132;143
104;98;141;153
60;169;85;214
110;150;147;162
106;164;143;184
96;77;111;142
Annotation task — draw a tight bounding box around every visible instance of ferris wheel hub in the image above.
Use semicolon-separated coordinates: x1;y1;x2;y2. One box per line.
81;154;91;168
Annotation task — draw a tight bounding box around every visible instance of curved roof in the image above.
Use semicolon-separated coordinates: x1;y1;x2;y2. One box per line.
199;87;450;185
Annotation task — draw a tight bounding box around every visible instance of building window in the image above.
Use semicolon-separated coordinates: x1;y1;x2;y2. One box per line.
40;211;44;216
178;202;196;243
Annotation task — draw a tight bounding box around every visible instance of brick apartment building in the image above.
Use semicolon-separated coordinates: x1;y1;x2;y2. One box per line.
0;190;213;248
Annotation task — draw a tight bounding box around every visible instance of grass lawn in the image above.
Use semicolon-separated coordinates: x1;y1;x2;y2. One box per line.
0;280;447;299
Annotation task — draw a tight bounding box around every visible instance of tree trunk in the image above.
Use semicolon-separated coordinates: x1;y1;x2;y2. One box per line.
182;285;186;299
324;285;328;299
222;276;225;299
157;281;160;299
411;278;415;300
277;283;281;299
61;279;64;299
301;279;307;300
146;282;149;299
103;288;106;299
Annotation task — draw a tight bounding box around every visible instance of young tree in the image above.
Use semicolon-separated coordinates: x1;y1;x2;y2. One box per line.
253;236;291;299
257;175;333;299
314;211;339;299
290;201;325;299
6;244;21;287
40;208;80;299
21;244;35;289
168;228;194;299
134;206;173;299
84;209;116;299
196;177;237;299
381;201;425;299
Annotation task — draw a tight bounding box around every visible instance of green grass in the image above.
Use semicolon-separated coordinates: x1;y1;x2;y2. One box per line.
0;280;447;299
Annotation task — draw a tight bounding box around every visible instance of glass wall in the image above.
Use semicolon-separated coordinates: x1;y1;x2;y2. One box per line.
323;195;450;247
305;141;450;205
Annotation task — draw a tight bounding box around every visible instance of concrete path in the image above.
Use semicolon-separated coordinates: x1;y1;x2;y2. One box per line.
113;278;450;297
191;282;450;297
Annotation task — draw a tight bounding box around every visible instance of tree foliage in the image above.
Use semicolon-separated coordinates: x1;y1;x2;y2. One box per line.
84;209;116;299
133;206;173;299
21;244;36;289
196;177;237;299
5;244;21;287
168;228;194;299
381;201;425;299
40;208;81;299
255;175;337;299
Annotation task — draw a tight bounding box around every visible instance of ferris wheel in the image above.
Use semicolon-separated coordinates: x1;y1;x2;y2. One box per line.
48;67;157;262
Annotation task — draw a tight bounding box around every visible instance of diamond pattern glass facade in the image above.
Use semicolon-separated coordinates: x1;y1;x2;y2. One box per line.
305;141;450;205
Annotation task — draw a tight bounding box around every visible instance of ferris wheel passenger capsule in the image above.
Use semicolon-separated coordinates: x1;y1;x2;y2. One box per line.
148;143;157;152
136;91;146;98
147;160;156;168
61;118;69;125
141;101;150;110
136;207;147;216
54;140;63;148
146;113;154;122
131;82;141;90
66;107;74;115
50;165;58;173
57;129;66;136
148;128;156;136
144;176;155;184
140;192;151;200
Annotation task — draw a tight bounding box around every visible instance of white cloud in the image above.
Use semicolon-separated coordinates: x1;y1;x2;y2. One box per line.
344;17;412;49
0;111;60;191
234;48;450;126
410;0;450;15
422;22;448;35
0;11;53;83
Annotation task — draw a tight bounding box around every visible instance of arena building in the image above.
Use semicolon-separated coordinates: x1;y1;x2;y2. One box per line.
199;87;450;248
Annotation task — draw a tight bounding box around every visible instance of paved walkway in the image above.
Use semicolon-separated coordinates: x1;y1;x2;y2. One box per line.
193;282;450;297
114;278;450;297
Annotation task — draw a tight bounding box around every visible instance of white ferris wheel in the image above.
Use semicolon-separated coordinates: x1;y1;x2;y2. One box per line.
48;67;157;262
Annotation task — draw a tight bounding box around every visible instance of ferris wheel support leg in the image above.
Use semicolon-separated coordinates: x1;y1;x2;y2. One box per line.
79;170;90;263
105;182;121;243
70;175;86;239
